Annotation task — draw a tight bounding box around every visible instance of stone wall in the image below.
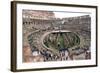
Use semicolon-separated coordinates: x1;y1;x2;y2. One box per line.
22;10;55;20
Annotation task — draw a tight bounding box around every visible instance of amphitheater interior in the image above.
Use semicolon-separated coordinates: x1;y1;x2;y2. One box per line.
23;10;91;62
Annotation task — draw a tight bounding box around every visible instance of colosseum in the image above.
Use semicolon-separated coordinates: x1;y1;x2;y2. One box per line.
23;10;91;62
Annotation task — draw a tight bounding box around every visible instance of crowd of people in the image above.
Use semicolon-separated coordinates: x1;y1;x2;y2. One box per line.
31;48;70;62
31;45;91;62
23;44;91;62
